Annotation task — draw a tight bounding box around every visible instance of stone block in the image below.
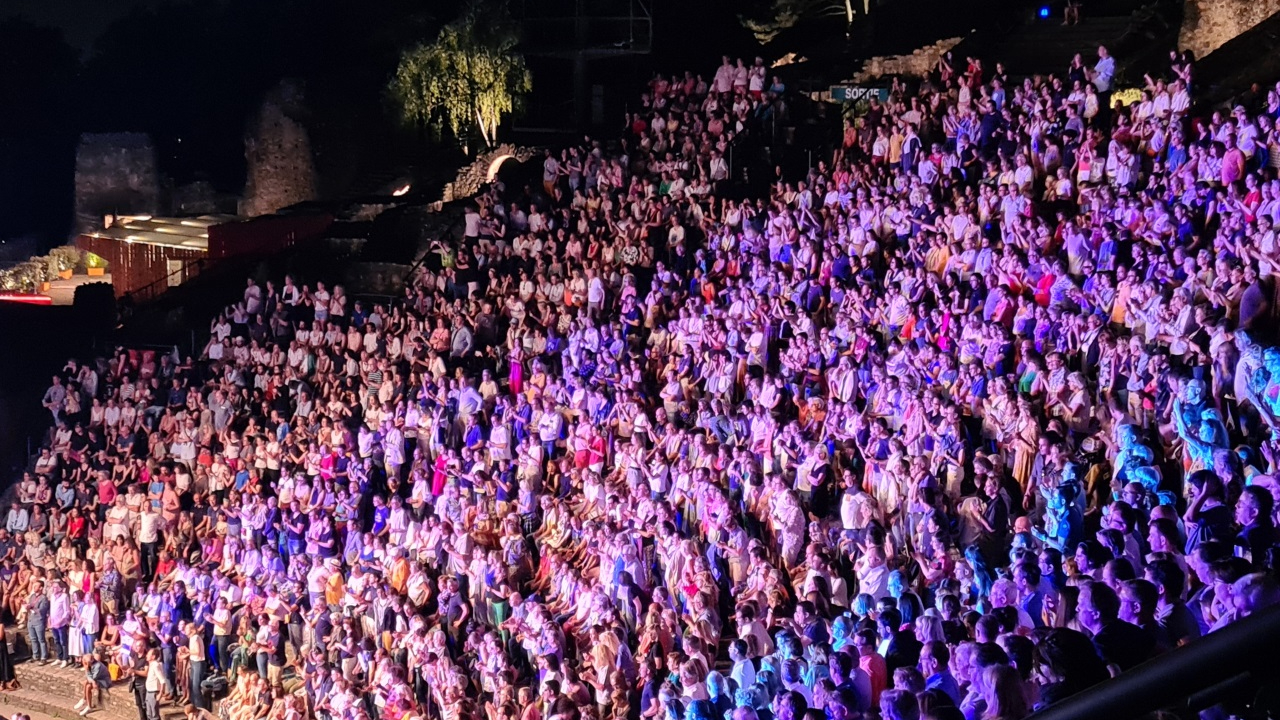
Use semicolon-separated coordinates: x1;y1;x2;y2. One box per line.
1180;0;1280;58
849;38;964;84
74;133;160;234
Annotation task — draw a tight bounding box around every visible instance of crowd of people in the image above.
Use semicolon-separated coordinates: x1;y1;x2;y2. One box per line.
10;42;1280;720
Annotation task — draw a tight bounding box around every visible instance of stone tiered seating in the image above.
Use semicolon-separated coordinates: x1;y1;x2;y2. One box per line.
2;660;132;720
0;659;184;720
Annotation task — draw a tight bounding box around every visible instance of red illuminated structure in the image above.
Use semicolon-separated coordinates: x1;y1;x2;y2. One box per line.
76;212;332;299
0;293;53;305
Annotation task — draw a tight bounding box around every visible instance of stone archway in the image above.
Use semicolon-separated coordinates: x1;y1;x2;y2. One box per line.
441;144;539;203
486;154;516;182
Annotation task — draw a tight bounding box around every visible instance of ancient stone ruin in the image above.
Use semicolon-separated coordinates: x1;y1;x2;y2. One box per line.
441;144;540;203
73;133;160;233
849;37;964;83
171;180;233;216
239;80;318;217
1179;0;1280;59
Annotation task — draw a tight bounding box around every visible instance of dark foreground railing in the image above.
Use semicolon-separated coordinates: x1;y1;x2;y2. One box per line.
1028;604;1280;720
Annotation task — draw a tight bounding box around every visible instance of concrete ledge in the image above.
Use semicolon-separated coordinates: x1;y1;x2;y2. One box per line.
7;660;182;720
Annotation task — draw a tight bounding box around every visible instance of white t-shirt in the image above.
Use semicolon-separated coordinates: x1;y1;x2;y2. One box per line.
464;209;482;238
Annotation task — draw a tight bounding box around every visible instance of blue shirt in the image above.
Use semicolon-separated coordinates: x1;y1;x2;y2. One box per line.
927;671;962;705
372;506;390;535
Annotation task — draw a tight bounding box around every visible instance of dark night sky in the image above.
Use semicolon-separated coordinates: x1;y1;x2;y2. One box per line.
0;0;1002;248
7;0;162;50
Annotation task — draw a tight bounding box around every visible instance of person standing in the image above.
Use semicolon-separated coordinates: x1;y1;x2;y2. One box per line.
25;580;49;664
0;620;15;690
130;651;148;720
145;648;165;720
138;503;162;583
186;622;209;710
49;581;72;667
542;150;561;200
1090;45;1116;125
211;597;233;673
80;595;101;656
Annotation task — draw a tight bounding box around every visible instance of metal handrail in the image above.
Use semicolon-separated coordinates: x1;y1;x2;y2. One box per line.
128;257;206;304
1027;605;1280;720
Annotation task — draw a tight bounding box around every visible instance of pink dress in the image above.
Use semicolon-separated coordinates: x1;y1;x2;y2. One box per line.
431;455;448;497
509;348;524;395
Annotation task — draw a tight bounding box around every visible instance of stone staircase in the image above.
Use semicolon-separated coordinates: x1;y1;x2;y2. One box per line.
0;660;185;720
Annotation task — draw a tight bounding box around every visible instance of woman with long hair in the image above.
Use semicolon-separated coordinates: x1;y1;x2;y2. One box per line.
980;664;1028;720
964;545;996;604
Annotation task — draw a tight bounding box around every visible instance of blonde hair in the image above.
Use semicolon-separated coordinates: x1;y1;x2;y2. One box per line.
914;614;947;644
980;664;1028;720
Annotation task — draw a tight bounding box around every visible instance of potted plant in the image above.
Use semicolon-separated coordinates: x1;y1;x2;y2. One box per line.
50;246;80;279
41;254;65;280
17;261;47;293
86;252;108;276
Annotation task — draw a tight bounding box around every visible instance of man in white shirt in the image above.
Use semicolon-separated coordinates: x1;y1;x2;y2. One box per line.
5;503;28;535
463;204;482;241
537;400;563;461
1170;80;1191;115
856;547;891;600
709;151;729;183
145;648;165;720
105;497;132;543
243;279;262;315
713;56;735;94
729;639;757;690
382;421;405;481
735;604;774;658
138;505;161;582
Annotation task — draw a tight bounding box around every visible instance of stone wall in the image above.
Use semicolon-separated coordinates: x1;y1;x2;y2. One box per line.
441;143;540;203
73;133;160;233
239;80;318;217
1180;0;1280;59
171;180;232;215
849;37;963;83
2;643;190;720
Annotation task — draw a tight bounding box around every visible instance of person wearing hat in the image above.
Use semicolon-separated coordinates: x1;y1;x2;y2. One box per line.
324;557;345;612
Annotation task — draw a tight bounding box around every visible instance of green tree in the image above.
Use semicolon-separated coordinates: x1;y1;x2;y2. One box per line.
391;1;531;153
740;0;858;45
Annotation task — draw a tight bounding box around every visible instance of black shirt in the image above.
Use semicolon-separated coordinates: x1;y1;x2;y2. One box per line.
984;491;1011;540
1092;620;1155;671
1185;504;1234;555
1237;521;1277;569
269;632;287;667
